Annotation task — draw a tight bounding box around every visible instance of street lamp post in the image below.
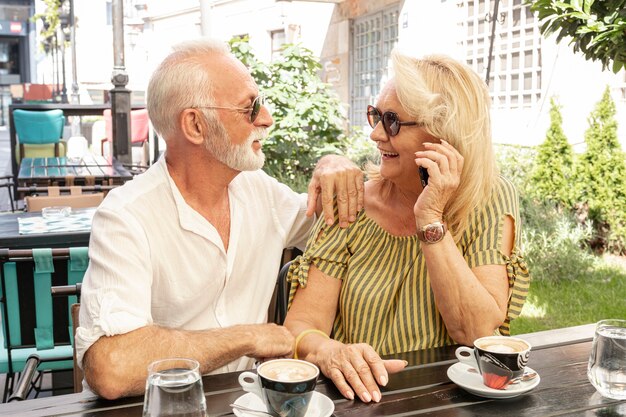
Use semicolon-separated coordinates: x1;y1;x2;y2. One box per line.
110;0;132;165
57;25;68;104
69;0;79;103
59;2;74;104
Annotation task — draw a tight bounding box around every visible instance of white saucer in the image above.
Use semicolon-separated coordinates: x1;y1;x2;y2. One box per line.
232;391;334;417
447;362;540;399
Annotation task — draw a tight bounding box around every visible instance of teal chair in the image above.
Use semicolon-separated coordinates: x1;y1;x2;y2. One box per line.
0;247;88;401
13;109;66;163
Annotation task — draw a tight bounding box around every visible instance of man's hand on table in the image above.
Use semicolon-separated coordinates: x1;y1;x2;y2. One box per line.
306;155;364;228
247;323;295;360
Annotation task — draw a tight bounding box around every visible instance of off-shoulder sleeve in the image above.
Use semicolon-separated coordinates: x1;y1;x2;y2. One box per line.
462;177;531;335
286;209;355;304
499;249;530;335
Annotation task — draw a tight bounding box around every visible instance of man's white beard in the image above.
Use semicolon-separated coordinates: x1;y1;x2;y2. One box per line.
204;123;266;171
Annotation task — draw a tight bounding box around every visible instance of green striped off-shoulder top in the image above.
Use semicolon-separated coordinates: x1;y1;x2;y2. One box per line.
287;176;530;354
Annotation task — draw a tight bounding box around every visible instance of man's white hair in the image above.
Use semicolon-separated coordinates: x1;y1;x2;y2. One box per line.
147;38;230;139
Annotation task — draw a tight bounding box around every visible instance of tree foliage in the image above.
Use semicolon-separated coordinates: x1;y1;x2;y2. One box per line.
573;87;626;253
32;0;63;54
529;98;574;207
529;0;626;72
229;37;350;189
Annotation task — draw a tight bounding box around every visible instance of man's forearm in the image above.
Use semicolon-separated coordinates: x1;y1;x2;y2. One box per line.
83;324;257;399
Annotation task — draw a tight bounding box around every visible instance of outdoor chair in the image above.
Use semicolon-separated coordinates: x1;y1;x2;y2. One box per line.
13;109;66;163
268;247;301;325
24;186;104;212
100;108;150;164
268;261;292;326
0;247;89;402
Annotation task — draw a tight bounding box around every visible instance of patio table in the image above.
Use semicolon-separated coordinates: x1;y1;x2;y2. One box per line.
0;208;92;249
0;323;622;416
17;155;132;198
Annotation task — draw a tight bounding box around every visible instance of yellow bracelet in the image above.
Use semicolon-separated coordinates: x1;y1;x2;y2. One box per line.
293;329;329;360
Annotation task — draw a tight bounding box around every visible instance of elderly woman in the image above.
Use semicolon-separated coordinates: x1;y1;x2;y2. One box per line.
283;51;530;404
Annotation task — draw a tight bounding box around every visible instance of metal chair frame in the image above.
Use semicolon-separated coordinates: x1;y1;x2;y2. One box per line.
0;248;88;402
0;176;15;212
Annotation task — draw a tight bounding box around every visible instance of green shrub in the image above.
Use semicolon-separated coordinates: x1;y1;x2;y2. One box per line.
343;127;377;170
522;197;596;283
229;37;349;191
494;144;537;197
497;145;596;283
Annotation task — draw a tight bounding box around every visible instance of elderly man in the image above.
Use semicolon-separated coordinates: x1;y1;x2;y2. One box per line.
76;38;363;399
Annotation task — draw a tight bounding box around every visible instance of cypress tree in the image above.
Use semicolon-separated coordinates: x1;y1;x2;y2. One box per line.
530;97;573;208
574;87;626;253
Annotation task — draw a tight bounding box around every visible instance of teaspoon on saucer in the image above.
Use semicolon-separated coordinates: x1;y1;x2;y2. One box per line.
466;368;538;385
230;403;274;417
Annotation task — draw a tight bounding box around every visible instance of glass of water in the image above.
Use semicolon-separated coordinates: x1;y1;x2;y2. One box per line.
587;319;626;400
143;358;207;417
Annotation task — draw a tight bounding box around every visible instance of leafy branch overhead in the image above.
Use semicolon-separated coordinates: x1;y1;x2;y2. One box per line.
529;0;626;72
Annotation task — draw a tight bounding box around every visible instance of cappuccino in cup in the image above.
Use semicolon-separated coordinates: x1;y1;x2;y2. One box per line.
475;337;529;354
239;359;319;417
260;360;318;382
456;336;531;390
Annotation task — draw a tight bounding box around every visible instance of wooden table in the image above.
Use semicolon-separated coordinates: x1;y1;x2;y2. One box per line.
0;209;91;249
17;155;132;198
0;324;623;416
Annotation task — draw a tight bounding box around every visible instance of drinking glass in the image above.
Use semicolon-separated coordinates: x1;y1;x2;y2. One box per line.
587;319;626;400
143;358;207;417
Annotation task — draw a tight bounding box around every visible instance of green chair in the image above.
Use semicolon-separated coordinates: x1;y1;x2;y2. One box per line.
13;109;66;163
0;247;88;401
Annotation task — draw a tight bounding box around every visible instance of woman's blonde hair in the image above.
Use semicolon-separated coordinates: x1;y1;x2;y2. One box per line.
368;51;498;240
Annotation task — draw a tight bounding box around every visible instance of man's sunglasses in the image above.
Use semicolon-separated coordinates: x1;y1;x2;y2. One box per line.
366;105;418;137
195;95;264;123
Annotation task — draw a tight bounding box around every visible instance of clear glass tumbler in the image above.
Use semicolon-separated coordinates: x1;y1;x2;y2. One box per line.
143;358;207;417
587;319;626;400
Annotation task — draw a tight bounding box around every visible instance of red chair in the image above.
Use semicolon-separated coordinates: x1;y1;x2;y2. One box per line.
100;108;150;158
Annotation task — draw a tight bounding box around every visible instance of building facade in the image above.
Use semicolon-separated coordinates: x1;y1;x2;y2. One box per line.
29;0;626;148
0;0;36;124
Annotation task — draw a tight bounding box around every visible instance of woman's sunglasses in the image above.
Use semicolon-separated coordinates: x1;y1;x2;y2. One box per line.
195;95;264;123
366;105;418;137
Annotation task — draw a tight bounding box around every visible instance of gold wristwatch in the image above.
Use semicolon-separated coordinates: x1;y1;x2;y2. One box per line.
417;221;447;244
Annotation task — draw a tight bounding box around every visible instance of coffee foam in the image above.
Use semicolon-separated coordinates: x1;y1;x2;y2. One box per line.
260;361;317;382
483;343;516;353
476;337;529;353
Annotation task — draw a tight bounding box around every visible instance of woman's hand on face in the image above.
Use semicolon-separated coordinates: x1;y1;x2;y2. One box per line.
413;139;464;223
315;339;407;402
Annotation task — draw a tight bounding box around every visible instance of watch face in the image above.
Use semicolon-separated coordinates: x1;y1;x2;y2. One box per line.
423;223;444;242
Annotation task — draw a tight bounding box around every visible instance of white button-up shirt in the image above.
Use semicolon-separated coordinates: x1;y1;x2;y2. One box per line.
75;157;313;373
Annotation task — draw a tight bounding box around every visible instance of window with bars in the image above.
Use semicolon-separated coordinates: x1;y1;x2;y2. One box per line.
271;30;286;62
350;6;399;127
461;0;542;109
